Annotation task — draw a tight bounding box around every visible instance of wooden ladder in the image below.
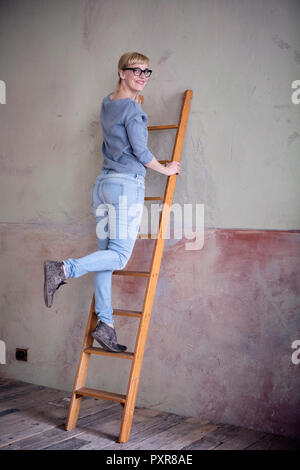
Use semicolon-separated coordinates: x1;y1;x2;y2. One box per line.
65;89;193;443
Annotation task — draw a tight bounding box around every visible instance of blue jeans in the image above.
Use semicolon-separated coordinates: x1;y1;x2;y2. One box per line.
63;169;145;325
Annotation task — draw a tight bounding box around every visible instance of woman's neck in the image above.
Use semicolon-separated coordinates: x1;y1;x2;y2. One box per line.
111;84;139;102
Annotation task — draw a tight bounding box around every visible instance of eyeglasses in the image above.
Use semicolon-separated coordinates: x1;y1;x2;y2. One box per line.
122;67;152;78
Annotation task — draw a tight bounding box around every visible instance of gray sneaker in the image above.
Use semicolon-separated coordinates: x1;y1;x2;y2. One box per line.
91;321;127;353
44;260;67;308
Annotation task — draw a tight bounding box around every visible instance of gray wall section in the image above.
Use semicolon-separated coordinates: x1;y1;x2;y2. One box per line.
0;0;300;438
0;0;299;229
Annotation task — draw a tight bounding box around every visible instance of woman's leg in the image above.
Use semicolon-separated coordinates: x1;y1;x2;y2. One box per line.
62;248;122;278
63;175;144;274
63;174;145;325
93;234;114;326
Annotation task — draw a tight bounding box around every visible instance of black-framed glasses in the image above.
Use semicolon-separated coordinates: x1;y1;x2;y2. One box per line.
122;67;152;78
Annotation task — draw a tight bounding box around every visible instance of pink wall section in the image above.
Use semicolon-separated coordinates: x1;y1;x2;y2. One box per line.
1;224;299;438
120;228;300;438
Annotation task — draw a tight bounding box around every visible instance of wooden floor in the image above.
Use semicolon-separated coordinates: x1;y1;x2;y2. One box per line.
0;378;299;450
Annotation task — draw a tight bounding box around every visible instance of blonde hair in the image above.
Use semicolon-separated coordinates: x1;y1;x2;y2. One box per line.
117;52;150;88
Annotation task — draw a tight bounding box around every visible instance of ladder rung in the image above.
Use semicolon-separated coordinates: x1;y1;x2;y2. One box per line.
113;308;142;318
85;346;134;359
148;125;178;131
144;196;164;201
137;233;157;239
113;270;150;277
75;387;126;403
158;160;171;164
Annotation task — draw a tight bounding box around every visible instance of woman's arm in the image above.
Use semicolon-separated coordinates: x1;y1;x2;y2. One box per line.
145;156;181;176
125;102;181;176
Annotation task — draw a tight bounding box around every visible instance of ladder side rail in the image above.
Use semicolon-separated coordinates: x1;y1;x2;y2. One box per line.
118;90;193;442
170;90;193;163
65;295;97;430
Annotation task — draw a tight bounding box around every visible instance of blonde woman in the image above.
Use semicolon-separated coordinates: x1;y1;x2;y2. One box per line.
44;52;180;352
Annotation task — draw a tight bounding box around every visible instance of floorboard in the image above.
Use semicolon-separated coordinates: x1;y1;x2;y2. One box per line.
0;378;299;450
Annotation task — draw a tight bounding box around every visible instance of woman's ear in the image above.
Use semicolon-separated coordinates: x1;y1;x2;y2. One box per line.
118;69;125;80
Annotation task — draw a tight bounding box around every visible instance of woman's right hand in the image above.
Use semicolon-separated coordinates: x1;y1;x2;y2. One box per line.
164;161;181;176
144;156;181;176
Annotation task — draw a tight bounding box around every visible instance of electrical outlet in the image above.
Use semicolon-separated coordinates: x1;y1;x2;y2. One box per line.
16;348;28;361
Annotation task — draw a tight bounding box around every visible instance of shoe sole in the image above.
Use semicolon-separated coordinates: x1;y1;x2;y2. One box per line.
91;331;126;353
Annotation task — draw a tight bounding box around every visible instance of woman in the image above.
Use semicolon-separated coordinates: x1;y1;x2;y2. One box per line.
43;52;181;353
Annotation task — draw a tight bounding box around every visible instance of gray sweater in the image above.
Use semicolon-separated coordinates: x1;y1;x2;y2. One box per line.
100;95;154;177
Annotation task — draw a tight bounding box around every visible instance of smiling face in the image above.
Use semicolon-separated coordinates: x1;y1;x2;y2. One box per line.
118;62;150;94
